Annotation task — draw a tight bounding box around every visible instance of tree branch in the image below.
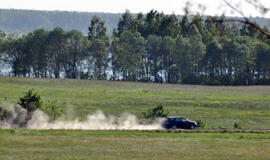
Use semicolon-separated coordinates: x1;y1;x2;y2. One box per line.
245;0;270;14
221;0;270;39
215;18;270;39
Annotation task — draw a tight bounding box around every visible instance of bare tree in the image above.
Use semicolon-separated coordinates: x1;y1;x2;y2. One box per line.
221;0;270;39
186;0;270;39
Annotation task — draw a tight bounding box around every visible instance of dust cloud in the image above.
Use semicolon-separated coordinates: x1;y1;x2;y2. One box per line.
0;104;163;130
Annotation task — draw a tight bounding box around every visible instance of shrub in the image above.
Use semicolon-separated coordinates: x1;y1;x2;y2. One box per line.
0;107;6;120
18;89;66;122
142;104;168;119
41;100;65;121
18;89;42;113
196;120;206;128
234;122;241;129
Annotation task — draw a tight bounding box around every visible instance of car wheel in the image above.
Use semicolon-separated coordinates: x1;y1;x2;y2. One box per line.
190;125;195;130
171;125;177;130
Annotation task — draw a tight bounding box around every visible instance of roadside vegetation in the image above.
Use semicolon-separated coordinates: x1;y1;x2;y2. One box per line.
142;104;168;119
0;87;66;126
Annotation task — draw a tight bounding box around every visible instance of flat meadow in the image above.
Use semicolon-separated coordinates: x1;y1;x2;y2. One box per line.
1;77;270;160
1;76;270;129
0;130;270;160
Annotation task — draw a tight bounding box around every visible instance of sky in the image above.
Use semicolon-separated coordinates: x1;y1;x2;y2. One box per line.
1;0;270;17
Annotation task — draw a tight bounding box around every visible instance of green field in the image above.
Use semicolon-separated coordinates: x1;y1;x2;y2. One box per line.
0;129;270;160
1;76;270;129
1;77;270;159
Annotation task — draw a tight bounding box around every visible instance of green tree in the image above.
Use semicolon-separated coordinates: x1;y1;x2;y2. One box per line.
111;30;146;81
255;42;270;83
89;39;109;80
88;16;107;40
45;27;67;78
212;15;232;37
0;29;5;53
143;10;163;37
132;13;145;35
223;36;255;85
146;35;163;82
191;14;206;41
2;35;30;77
188;24;206;82
159;14;181;38
65;30;86;79
203;39;224;84
18;89;42;113
25;29;49;78
174;36;192;83
0;29;6;73
88;16;109;80
204;16;218;38
180;14;190;37
161;36;176;83
114;10;134;37
240;23;259;38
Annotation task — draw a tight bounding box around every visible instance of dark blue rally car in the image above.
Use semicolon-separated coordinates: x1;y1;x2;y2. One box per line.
162;117;197;129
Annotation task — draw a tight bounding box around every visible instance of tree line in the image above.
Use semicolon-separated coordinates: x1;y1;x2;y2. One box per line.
0;10;270;85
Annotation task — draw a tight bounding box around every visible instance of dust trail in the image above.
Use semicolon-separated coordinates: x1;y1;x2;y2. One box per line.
27;110;163;130
0;104;28;129
0;104;163;130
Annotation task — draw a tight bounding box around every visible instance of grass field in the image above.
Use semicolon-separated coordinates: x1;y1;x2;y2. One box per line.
1;77;270;159
1;76;270;129
0;129;270;160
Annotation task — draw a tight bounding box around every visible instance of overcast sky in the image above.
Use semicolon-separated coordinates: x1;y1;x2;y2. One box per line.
1;0;270;17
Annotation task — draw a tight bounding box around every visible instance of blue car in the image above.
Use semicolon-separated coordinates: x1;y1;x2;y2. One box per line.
162;117;198;129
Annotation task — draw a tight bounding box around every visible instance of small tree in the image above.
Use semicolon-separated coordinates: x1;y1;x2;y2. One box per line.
18;89;42;113
234;122;241;129
143;104;168;119
41;100;65;121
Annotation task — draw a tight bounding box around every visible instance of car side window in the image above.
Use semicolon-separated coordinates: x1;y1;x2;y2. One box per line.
181;118;187;122
175;118;181;122
168;118;174;122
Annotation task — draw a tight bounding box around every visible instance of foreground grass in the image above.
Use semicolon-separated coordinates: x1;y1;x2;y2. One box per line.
0;129;270;160
1;76;270;129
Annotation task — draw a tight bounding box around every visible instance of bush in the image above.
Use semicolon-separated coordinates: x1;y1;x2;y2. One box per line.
0;107;6;120
196;120;206;128
234;122;241;129
41;100;65;121
18;89;42;113
142;104;168;119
